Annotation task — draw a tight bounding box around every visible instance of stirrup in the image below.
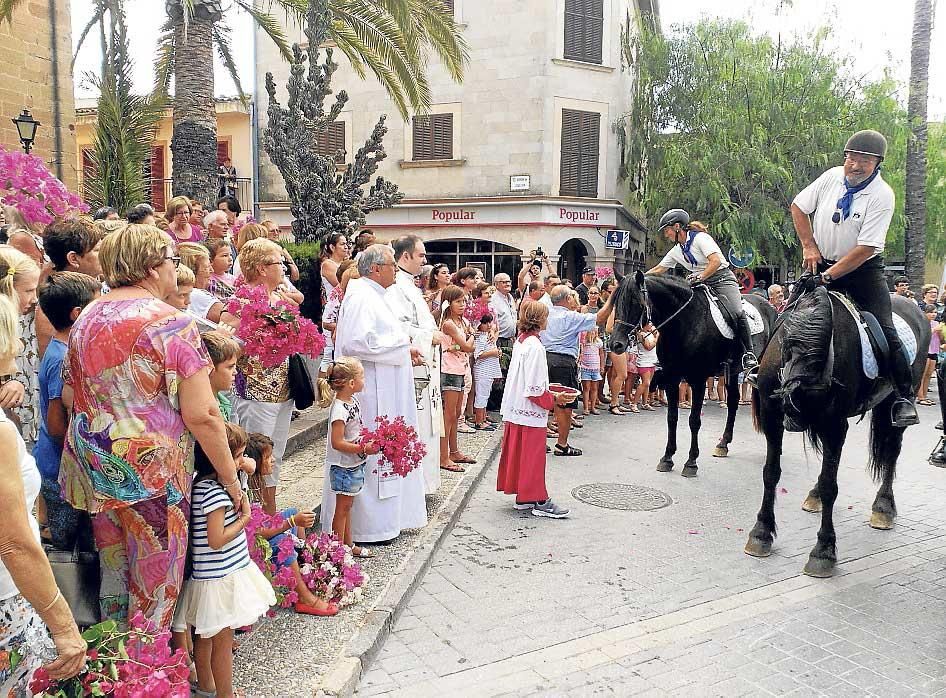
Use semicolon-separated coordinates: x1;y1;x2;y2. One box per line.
890;398;919;428
744;365;760;387
930;435;946;466
741;352;759;371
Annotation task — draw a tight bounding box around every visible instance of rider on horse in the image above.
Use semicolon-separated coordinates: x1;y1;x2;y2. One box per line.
791;129;918;428
646;209;759;372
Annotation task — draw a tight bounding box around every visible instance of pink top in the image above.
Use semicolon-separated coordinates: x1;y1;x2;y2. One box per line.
930;320;941;355
169;224;204;244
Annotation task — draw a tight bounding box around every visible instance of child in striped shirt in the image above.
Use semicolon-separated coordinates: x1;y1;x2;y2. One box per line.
472;314;503;431
173;423;275;698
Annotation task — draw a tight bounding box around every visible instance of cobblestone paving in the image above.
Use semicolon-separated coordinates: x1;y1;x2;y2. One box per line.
356;401;946;697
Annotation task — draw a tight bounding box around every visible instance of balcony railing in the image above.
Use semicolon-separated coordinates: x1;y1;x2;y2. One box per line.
79;177;254;216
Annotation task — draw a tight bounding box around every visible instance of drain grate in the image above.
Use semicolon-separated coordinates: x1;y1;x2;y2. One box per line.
570;483;673;511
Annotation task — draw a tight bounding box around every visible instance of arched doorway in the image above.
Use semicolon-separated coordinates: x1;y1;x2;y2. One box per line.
557;238;591;284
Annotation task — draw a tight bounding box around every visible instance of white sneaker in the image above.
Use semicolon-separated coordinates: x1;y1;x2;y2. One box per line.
531;499;570;519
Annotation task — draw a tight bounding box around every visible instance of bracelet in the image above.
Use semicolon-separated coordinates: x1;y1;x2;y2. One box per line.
287;515;296;529
40;590;62;613
222;477;240;489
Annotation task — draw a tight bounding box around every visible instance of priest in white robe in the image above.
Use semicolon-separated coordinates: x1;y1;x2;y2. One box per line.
320;244;428;542
386;235;448;494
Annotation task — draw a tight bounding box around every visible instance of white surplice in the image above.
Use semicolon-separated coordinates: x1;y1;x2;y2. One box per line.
386;269;444;494
320;277;428;542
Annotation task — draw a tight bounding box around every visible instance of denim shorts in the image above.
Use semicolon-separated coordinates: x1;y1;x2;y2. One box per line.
580;369;602;382
441;372;465;392
330;462;366;495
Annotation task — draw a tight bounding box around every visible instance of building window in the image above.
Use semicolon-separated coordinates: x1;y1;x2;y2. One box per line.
425;239;522;281
439;0;454;12
564;0;603;65
316;121;346;163
412;113;454;161
216;140;230;166
560;109;600;198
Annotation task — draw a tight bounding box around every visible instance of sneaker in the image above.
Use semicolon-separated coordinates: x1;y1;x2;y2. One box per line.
513;501;535;510
531;499;570;519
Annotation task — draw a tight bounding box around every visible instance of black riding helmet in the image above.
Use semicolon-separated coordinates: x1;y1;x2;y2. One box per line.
657;208;690;233
844;130;887;161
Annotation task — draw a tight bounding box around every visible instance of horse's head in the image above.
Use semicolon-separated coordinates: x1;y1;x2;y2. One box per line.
779;286;833;430
610;271;647;355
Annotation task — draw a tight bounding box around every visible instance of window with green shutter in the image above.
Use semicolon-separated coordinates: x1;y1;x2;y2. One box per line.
560;109;600;198
315;121;346;163
413;113;454;161
439;0;454;13
564;0;604;64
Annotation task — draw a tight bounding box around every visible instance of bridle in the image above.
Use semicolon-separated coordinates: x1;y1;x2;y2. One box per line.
612;276;696;343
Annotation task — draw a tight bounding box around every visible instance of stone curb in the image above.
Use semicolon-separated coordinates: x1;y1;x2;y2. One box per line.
285;412;329;458
317;434;503;698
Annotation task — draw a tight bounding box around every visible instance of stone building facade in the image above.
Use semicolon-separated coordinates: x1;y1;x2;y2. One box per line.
254;0;659;281
0;0;78;190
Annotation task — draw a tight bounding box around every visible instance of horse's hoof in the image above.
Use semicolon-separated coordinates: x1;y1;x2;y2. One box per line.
656;459;674;472
801;495;822;513
803;556;835;578
744;537;772;557
869;511;895;530
681;464;698;478
712;446;729;458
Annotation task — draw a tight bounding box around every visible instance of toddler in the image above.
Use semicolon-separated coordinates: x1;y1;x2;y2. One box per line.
173;423;275;698
472;313;502;431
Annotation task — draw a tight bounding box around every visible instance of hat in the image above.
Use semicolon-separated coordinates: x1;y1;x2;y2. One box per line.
582;266;594;275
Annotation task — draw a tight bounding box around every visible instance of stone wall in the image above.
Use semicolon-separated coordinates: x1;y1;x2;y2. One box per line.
0;0;78;190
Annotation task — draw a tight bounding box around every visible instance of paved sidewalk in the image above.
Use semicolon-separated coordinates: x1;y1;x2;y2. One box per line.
356;402;946;696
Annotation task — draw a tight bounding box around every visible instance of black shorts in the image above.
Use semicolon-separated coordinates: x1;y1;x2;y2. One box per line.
547;352;580;409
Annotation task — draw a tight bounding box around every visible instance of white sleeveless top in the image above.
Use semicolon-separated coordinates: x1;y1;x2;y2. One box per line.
0;410;42;601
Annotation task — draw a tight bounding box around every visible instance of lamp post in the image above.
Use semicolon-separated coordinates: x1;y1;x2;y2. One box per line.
11;109;40;154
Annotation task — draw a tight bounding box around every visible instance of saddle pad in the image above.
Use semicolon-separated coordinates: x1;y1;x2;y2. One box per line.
707;293;765;340
830;292;918;380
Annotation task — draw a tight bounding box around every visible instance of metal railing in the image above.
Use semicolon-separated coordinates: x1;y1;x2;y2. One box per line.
153;177;253;213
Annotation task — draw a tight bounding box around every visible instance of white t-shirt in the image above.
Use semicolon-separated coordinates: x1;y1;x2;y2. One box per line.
539;293;553;309
658;231;728;274
188;288;219;320
325;397;366;469
0;412;40;601
792;165;895;261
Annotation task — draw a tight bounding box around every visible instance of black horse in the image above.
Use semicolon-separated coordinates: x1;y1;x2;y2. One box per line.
744;285;929;577
610;271;776;477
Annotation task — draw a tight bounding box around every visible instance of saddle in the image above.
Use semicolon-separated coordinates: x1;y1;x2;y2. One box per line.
829;292;918;380
700;286;764;339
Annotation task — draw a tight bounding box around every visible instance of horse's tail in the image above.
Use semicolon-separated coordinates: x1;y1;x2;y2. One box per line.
868;399;902;484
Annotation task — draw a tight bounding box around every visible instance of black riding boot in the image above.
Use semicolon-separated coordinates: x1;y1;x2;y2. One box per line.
737;314;758;371
890;348;919;427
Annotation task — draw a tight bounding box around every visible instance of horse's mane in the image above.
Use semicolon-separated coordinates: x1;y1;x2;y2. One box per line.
782;286;833;379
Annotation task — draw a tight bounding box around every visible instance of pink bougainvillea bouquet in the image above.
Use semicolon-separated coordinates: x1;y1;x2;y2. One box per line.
360;415;427;478
463;296;492;325
594;266;614;281
0;147;87;226
244;504;367;610
226;283;324;368
29;613;190;697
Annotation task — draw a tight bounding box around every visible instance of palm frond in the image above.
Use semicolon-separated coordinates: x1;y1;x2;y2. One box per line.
152;30;177;100
377;0;468;82
0;0;26;24
212;23;247;103
71;1;108;70
234;0;293;61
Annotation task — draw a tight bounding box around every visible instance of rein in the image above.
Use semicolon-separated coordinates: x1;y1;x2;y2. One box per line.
613;277;696;341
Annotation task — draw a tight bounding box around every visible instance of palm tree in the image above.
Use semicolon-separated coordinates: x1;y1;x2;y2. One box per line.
3;0;469;207
904;0;936;289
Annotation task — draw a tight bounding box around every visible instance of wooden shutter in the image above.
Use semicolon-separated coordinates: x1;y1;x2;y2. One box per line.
413;113;454;160
564;0;604;64
440;0;454;12
560;109;599;198
150;145;166;211
216;141;230;166
316;121;346;163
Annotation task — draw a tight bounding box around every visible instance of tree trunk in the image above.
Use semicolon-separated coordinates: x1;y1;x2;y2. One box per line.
904;0;935;289
170;4;219;208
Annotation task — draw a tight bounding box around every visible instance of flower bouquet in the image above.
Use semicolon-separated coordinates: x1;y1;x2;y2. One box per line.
297;532;368;607
29;613;190;697
594;266;614;282
463;297;491;325
1;147;87;226
244;505;300;610
225;284;324;369
360;416;426;478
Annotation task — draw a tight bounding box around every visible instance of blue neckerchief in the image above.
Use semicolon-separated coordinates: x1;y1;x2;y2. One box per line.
680;229;700;266
836;167;880;221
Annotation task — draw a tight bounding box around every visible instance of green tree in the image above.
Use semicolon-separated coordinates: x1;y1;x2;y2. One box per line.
83;3;166;214
619;17;946;265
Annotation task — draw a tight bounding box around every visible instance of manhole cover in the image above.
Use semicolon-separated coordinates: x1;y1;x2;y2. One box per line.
570;483;673;511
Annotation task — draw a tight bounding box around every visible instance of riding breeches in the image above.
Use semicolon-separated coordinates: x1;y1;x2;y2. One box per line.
705;268;753;353
819;256;913;397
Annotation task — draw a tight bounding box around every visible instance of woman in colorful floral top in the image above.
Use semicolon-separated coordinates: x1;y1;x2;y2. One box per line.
59;224;243;631
230;238;298;514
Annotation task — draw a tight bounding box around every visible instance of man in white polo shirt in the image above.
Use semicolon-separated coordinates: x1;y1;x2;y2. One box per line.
791;129;917;427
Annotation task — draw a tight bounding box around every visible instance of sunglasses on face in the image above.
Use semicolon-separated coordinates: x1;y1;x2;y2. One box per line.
163;255;181;268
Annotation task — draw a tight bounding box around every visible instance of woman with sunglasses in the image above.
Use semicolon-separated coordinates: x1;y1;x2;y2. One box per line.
166;196;204;244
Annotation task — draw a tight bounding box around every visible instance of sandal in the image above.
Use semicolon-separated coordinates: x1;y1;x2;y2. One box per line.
589;408;600;415
627;404;640;413
571;418;583;429
608;405;627;415
641;403;655;411
440;461;466;472
546;428;558;438
450;453;476;464
679;402;691;409
474;422;497;431
918;399;935;406
352;546;375;558
554;444;583;457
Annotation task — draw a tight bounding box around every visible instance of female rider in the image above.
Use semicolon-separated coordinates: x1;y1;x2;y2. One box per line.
645;208;758;372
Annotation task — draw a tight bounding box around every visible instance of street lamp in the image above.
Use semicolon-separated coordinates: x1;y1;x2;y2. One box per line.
11;109;40;154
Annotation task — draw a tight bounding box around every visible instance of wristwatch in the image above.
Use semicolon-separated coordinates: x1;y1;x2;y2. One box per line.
820;271;834;284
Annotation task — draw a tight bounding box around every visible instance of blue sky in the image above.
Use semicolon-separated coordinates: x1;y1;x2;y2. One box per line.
70;0;943;119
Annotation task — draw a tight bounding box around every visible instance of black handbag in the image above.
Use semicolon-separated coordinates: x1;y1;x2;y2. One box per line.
46;544;101;628
288;354;316;410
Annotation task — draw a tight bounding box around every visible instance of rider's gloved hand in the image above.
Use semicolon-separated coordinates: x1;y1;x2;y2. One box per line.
686;273;702;286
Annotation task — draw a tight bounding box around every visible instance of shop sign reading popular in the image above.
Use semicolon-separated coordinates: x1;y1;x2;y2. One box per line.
431;209;476;223
558;207;600;223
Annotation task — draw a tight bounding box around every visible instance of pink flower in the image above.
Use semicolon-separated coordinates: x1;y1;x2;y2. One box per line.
0;147;87;225
227;284;324;368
